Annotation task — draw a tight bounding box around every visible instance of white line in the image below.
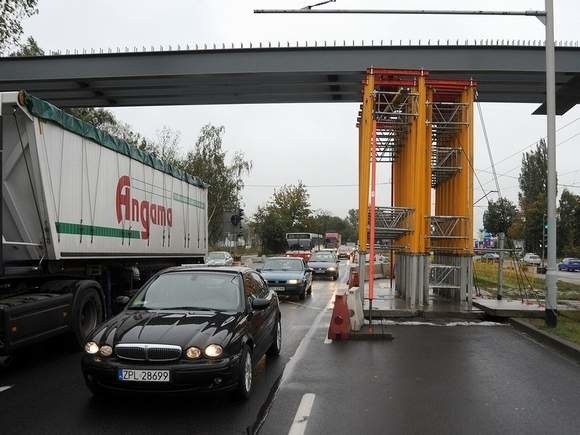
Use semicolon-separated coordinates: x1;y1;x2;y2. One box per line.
288;393;316;435
0;385;13;393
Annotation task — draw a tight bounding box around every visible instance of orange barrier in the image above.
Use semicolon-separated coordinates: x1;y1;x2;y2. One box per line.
328;291;351;341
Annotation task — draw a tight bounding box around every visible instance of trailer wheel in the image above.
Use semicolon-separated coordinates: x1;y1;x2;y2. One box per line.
72;286;104;348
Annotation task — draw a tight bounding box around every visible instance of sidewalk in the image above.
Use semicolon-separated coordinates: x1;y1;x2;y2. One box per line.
259;303;580;435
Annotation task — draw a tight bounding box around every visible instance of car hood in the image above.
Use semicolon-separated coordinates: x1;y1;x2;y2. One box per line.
261;270;304;281
308;261;336;269
90;309;243;349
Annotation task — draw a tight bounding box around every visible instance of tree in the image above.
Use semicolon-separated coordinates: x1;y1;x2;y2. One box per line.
307;210;356;243
558;189;580;256
483;198;518;236
253;182;312;253
9;35;43;56
0;0;38;54
518;140;549;255
181;124;251;243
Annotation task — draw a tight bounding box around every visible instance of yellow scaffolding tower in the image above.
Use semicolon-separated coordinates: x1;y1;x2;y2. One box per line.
357;69;476;308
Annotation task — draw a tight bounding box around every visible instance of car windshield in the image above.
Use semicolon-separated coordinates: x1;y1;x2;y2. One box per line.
310;253;335;262
129;272;241;311
208;252;227;260
263;258;303;271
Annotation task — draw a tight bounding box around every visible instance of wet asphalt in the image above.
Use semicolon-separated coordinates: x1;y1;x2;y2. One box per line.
260;315;580;435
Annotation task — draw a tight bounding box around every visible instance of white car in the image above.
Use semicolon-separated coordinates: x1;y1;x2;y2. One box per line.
206;251;234;266
522;253;541;265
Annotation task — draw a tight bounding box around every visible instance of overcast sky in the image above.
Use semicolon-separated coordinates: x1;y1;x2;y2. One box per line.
22;0;580;233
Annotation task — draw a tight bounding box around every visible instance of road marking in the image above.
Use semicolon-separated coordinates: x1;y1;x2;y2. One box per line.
283;301;324;311
288;393;316;435
0;385;14;393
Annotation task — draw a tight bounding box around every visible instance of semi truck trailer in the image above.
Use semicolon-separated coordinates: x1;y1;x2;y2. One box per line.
0;91;208;358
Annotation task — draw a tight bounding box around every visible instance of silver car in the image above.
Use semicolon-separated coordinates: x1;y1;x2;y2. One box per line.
206;251;234;266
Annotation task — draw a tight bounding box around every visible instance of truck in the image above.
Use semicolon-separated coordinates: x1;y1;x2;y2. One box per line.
324;231;341;249
0;91;208;361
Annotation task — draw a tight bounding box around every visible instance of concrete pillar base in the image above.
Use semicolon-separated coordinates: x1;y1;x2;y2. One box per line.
395;253;429;307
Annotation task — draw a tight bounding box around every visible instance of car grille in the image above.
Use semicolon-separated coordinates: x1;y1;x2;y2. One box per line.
115;344;182;362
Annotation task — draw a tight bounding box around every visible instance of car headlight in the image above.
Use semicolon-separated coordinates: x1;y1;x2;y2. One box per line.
327;267;336;271
185;346;202;359
99;345;113;357
84;341;99;354
204;344;223;358
287;279;301;284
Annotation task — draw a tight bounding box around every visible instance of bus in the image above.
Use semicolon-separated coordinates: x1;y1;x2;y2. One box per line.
285;233;323;251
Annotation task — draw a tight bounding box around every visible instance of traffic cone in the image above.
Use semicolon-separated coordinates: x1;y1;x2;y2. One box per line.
328;291;351;340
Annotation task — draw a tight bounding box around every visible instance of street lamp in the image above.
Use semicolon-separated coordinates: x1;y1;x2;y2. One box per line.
255;1;559;326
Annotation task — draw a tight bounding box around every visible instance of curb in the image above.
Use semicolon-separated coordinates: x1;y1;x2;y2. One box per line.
510;318;580;364
350;324;394;341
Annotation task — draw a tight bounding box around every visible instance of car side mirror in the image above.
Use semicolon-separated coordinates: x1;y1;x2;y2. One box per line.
252;298;270;310
306;268;313;273
256;268;262;272
115;295;131;306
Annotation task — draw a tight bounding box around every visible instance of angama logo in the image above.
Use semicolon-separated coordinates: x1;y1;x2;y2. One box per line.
115;176;173;239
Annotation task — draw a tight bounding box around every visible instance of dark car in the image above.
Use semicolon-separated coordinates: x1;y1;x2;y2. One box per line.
337;246;353;260
558;258;580;272
81;266;281;399
308;251;339;280
259;257;313;300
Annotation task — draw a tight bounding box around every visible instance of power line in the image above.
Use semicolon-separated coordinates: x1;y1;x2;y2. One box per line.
475;116;580;174
245;182;392;188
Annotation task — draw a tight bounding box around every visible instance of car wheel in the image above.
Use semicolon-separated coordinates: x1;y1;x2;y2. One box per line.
235;346;253;400
298;290;306;301
267;318;281;358
306;284;312;295
72;287;104;349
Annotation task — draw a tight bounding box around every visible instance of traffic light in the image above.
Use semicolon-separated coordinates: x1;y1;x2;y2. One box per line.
230;214;241;226
239;208;245;219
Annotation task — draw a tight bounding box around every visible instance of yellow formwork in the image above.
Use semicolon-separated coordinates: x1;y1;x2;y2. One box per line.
357;72;374;250
394;74;431;254
433;86;475;254
358;69;475;256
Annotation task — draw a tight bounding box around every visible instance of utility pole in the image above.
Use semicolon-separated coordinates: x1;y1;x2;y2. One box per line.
543;0;558;327
497;233;505;300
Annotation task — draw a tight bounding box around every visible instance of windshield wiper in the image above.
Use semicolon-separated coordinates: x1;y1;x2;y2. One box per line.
159;306;213;311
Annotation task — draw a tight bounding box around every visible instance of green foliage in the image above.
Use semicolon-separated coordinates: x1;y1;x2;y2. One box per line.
0;0;38;54
483;198;518;236
252;182;312;253
518;140;549;255
181;124;252;244
307;210;356;243
9;35;43;56
558;189;580;257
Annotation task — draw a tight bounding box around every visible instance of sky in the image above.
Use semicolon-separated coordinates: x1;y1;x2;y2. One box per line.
20;0;580;233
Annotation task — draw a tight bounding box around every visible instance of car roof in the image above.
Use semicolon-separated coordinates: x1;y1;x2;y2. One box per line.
266;256;303;261
161;265;251;274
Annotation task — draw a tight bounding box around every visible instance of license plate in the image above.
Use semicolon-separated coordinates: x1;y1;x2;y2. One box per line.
270;286;285;291
118;369;170;382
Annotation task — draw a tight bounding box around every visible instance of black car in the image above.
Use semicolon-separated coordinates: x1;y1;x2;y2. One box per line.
259;257;313;300
81;266;281;399
308;251;339;280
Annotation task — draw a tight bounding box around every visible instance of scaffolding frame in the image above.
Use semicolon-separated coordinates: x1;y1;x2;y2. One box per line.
373;89;419;162
369;206;414;240
431;146;462;187
427;216;469;239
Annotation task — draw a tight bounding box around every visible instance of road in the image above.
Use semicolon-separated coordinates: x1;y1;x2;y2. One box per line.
0;266;345;435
